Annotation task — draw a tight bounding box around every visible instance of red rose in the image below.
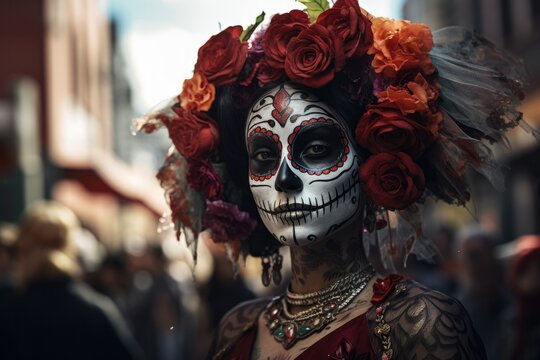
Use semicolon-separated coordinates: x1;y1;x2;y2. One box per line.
163;106;219;159
317;0;373;58
263;10;310;69
371;274;404;303
195;26;248;87
355;106;438;159
186;158;223;200
284;24;345;88
360;152;425;210
256;59;286;85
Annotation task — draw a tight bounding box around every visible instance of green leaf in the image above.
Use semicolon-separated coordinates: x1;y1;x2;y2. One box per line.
240;11;266;42
295;0;330;22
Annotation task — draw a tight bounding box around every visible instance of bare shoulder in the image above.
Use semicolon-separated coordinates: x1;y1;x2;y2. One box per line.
367;279;487;360
207;297;271;360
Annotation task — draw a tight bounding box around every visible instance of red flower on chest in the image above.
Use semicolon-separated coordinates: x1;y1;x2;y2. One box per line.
371;274;404;304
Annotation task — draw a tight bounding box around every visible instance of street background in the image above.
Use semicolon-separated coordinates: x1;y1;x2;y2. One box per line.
0;1;539;359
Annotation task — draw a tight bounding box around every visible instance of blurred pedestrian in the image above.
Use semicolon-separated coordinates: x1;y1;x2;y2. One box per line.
455;226;509;360
500;235;540;360
0;201;142;360
0;223;17;289
406;225;457;296
128;244;197;360
200;250;256;331
89;250;133;322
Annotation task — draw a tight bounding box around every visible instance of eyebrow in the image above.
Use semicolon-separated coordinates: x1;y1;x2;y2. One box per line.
247;118;278;132
246;114;262;127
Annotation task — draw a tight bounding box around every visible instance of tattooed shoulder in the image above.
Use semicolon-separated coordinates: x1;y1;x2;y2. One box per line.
368;280;487;360
207;298;270;360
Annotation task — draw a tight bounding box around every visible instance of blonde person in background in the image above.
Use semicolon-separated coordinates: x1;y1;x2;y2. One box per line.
0;201;143;360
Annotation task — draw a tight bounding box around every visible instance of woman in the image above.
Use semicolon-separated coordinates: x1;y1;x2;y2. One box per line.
207;82;486;359
137;0;530;358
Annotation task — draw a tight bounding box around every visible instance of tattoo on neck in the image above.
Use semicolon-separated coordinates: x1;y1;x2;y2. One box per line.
291;234;368;283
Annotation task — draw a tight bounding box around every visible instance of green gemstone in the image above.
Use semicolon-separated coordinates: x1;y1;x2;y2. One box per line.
299;324;311;336
274;325;284;338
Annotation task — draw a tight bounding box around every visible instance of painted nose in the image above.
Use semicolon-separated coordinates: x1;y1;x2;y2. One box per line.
275;160;303;193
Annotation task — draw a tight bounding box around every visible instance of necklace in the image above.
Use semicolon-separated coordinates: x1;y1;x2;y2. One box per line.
263;266;375;349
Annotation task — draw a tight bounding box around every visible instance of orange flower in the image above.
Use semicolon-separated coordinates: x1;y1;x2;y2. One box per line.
369;18;435;78
377;73;439;114
378;86;428;114
179;72;216;112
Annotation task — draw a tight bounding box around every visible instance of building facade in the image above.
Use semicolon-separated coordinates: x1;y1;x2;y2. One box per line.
0;0;165;246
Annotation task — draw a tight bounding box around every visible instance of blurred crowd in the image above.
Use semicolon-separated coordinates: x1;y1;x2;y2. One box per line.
0;201;539;359
0;201;258;360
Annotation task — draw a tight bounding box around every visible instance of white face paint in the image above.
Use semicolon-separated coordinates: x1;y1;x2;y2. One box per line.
245;83;362;246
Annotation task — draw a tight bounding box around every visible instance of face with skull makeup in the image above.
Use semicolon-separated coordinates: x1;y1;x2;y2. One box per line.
246;83;362;246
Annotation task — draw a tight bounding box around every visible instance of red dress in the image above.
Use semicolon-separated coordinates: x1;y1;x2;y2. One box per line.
212;275;487;360
226;312;377;360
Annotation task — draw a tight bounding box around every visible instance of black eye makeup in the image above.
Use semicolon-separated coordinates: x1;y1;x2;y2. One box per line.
247;127;282;181
288;118;349;175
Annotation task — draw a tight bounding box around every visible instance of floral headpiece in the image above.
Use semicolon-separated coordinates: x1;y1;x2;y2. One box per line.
136;0;530;269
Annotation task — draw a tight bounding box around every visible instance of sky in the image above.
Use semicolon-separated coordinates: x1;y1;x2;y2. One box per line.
108;0;406;113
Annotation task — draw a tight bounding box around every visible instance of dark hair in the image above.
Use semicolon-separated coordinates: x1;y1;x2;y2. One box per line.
210;60;375;257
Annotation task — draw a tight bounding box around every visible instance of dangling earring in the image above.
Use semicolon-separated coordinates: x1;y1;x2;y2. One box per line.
363;199;387;233
272;252;283;286
261;255;271;287
261;247;282;287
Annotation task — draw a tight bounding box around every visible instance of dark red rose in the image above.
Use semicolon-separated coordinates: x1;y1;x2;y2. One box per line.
284;24;345;88
317;0;373;58
371;274;404;303
360;152;425;210
263;10;310;69
355;106;438;159
195;26;248;86
186;158;223;200
257;59;286;85
203;200;257;243
164;106;219;159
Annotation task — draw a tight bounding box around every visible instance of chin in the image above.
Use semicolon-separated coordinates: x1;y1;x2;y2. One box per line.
261;207;361;246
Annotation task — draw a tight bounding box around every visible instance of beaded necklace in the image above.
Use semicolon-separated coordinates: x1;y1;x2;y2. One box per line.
263;266;375;349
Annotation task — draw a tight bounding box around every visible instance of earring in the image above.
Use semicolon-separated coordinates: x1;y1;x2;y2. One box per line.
272;252;283;286
261;247;282;287
261;255;271;287
362;199;387;233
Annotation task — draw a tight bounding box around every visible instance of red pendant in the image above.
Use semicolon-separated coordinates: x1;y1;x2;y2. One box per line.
283;322;297;348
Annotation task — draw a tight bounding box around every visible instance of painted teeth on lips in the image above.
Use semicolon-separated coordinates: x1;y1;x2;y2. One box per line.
274;203;315;213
